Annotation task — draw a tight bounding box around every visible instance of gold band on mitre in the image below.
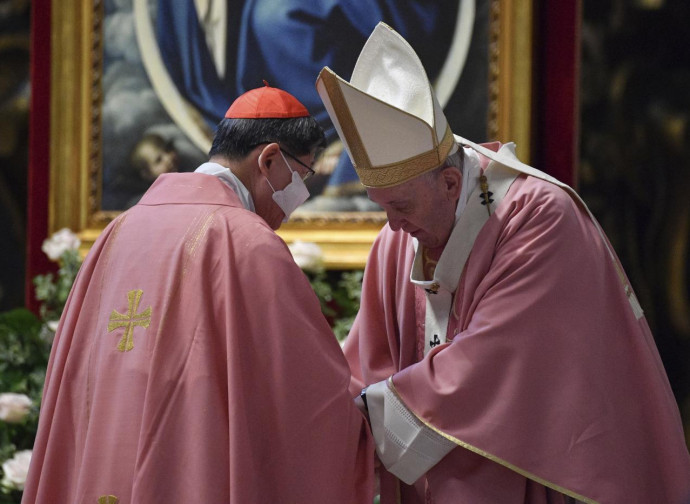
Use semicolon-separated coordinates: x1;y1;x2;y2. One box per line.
356;125;455;188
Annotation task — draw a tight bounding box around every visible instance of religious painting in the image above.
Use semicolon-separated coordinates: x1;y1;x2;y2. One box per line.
48;0;534;267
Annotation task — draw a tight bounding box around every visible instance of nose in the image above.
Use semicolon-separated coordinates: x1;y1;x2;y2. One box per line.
387;215;405;232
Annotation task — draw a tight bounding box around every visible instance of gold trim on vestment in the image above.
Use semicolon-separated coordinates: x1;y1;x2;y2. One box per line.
153;209;220;355
183;210;217;274
88;213;128;421
386;377;598;504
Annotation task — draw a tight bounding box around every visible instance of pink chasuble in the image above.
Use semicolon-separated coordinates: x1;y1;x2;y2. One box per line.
23;173;374;504
345;171;690;502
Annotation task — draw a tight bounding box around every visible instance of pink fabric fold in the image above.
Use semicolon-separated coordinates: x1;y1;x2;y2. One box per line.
346;167;690;503
24;173;374;504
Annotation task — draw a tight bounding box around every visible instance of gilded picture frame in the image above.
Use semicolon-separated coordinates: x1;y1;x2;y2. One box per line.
48;0;533;269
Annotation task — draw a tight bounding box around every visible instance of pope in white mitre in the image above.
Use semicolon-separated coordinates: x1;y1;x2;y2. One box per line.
317;22;690;504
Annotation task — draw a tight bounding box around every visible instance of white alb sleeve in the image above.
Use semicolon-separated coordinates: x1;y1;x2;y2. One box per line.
366;379;457;484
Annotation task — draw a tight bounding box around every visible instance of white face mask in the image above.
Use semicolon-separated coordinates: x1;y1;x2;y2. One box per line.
264;151;310;222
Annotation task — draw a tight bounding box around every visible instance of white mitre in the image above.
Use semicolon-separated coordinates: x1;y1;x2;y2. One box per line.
316;22;456;188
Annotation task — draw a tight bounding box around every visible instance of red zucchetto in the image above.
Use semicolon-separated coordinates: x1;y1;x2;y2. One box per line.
225;81;309;119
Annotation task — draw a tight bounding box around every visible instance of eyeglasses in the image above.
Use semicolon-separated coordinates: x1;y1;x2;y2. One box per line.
250;142;316;181
280;148;315;181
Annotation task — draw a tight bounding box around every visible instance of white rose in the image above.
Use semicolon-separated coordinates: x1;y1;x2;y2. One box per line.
46;320;60;332
1;450;32;491
288;241;324;272
41;228;81;261
0;393;32;423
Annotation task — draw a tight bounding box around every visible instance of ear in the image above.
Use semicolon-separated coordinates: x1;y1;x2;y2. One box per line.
256;142;281;177
440;166;462;201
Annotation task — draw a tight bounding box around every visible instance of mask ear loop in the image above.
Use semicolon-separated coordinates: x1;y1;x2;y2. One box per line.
264;173;277;193
260;150;295;193
259;150;277;193
278;151;296;175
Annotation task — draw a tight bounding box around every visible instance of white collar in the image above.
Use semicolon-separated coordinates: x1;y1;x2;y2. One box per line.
410;142;516;292
455;146;482;222
194;162;255;212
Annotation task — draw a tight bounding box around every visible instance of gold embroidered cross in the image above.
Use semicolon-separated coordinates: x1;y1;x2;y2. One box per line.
108;289;152;352
97;496;119;504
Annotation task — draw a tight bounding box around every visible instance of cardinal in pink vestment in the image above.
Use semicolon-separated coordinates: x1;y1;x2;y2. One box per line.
316;22;690;504
22;86;374;504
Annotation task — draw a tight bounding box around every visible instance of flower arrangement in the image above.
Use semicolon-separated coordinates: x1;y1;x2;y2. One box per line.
1;451;30;494
0;395;32;425
33;229;81;324
0;231;364;502
0;228;81;502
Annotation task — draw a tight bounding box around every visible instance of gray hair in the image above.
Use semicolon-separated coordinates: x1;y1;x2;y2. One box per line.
423;149;464;183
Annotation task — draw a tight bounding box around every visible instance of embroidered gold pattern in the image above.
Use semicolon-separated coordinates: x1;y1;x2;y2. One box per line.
97;496;119;504
108;289;152;352
357;127;455;188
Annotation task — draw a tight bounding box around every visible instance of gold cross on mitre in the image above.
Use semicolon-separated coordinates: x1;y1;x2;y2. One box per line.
107;289;152;352
97;496;119;504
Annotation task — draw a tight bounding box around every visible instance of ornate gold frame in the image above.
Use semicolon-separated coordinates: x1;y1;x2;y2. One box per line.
48;0;533;269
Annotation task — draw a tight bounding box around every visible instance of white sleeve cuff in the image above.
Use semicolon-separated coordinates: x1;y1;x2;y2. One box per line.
367;379;456;484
